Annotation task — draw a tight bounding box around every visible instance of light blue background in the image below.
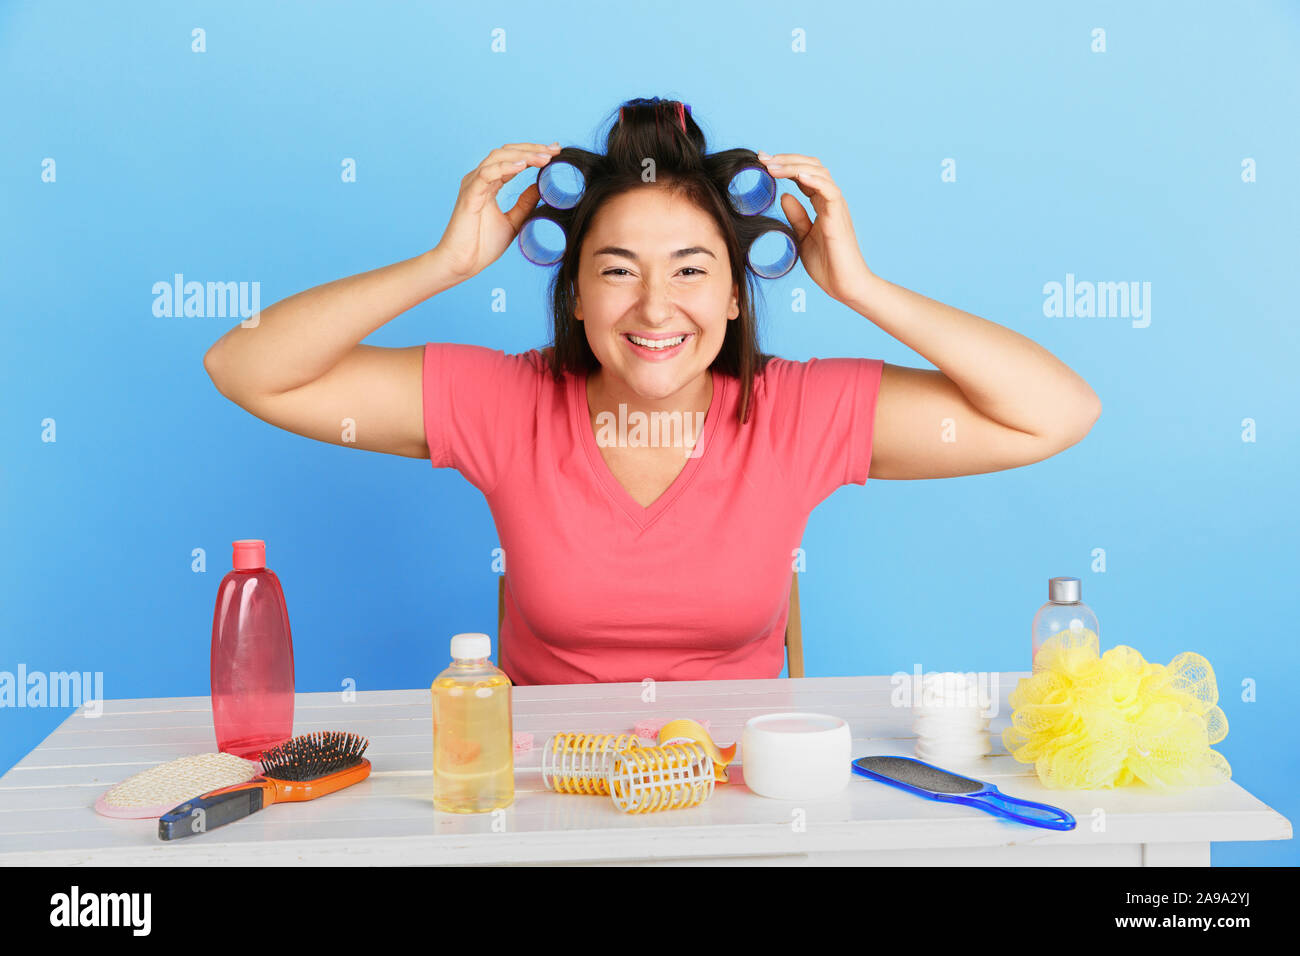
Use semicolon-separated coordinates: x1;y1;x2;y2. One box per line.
2;1;1296;864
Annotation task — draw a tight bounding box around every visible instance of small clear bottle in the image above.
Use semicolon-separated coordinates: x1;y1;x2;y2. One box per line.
431;633;514;813
1032;576;1100;665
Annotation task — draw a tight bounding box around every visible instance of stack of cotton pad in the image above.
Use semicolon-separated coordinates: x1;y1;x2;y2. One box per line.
912;672;991;766
94;752;262;819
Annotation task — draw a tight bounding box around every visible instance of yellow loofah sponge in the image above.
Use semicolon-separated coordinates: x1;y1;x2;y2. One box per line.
1003;629;1230;790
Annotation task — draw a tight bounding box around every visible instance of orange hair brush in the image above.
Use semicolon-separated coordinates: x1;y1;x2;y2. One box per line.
158;731;370;840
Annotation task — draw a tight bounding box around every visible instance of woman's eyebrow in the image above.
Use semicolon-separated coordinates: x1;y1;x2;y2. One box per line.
592;245;716;261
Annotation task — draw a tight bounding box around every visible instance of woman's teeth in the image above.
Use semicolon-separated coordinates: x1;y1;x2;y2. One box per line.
627;334;687;350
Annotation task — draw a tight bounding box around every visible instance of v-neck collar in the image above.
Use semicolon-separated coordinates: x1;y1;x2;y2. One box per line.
572;367;727;530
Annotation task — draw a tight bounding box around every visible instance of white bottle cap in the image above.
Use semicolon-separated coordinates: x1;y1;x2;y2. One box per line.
450;633;492;660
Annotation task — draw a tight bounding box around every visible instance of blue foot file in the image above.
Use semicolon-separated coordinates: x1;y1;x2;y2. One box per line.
852;755;1076;831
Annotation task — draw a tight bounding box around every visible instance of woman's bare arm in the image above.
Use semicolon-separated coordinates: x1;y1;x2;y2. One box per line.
203;251;459;458
202;141;560;459
752;151;1101;481
849;274;1102;480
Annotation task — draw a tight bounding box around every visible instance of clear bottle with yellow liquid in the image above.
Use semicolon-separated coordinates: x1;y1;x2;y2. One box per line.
431;633;514;813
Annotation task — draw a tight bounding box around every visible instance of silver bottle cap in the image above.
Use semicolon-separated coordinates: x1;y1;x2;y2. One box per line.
1049;576;1081;603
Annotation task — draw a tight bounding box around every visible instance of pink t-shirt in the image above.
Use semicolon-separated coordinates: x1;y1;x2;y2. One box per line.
422;343;884;686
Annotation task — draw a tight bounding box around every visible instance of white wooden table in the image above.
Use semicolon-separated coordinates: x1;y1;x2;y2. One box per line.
0;675;1289;866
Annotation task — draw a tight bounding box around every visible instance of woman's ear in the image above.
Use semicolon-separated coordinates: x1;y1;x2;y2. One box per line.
728;283;739;320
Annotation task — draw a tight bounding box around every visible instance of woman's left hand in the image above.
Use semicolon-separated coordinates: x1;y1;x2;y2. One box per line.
757;151;874;305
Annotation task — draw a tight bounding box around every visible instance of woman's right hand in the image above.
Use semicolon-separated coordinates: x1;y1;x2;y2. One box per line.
432;142;561;281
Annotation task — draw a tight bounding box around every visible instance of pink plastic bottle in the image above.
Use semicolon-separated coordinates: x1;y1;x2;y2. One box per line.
210;539;295;758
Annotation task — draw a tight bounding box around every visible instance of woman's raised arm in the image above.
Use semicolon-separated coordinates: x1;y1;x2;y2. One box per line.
202;141;560;458
203;251;458;458
755;149;1101;480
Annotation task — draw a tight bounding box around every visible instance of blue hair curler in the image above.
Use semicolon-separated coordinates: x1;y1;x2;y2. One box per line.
533;158;774;219
537;160;585;210
519;131;794;276
727;165;777;216
747;229;798;279
517;214;567;266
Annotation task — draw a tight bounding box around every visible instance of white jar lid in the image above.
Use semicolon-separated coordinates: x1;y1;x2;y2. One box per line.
748;713;844;734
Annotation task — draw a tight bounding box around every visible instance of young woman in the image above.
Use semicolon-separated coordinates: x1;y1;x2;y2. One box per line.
203;98;1100;686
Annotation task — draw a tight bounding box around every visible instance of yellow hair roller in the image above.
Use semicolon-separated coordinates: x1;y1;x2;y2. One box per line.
540;720;735;812
541;732;641;795
609;742;715;813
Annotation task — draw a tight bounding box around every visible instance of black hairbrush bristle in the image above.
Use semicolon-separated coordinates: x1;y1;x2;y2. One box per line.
259;731;370;781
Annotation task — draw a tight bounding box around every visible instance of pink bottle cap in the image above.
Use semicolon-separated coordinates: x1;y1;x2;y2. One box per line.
232;539;266;570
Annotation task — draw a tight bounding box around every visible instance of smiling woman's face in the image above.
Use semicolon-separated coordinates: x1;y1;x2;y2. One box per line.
573;184;739;405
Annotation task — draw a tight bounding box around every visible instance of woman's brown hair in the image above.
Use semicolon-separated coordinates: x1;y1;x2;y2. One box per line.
521;97;797;424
